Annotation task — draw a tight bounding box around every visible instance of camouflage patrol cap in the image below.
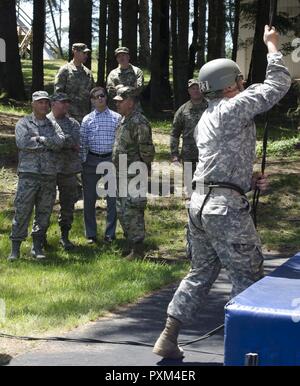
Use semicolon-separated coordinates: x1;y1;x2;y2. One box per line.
114;47;130;56
188;79;199;88
113;86;136;101
72;43;91;53
51;93;71;102
32;91;50;102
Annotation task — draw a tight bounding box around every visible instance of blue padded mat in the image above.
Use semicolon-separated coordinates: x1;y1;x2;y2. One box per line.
224;253;300;366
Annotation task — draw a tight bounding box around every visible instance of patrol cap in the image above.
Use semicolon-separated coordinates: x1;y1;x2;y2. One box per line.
199;58;242;93
51;93;71;102
113;86;136;101
72;43;91;53
32;91;50;102
188;79;199;88
114;47;130;56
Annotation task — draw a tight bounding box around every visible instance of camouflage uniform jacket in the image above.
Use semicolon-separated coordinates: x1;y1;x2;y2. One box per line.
113;110;155;179
54;60;95;122
15;113;65;175
170;99;208;161
192;52;291;204
107;64;144;100
47;112;82;174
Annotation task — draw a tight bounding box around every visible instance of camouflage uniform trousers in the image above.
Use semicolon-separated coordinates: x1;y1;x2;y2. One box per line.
57;173;79;231
167;196;264;324
116;195;147;243
183;160;198;259
10;173;57;241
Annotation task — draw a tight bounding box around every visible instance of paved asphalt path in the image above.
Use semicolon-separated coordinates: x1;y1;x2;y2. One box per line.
7;253;287;367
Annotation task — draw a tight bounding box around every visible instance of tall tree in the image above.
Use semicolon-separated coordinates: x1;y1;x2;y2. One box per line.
139;0;151;68
69;0;93;68
207;0;226;60
150;0;172;111
188;0;199;78
121;0;138;64
97;0;107;86
196;0;206;68
247;0;276;84
175;0;189;108
32;0;46;92
0;0;26;100
106;0;119;75
231;0;241;61
171;0;179;108
47;0;63;57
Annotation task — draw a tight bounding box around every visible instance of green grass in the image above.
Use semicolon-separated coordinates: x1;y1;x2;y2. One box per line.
257;171;300;254
1;59;300;338
0;104;31;116
256;137;300;157
0;199;188;336
152;120;172;135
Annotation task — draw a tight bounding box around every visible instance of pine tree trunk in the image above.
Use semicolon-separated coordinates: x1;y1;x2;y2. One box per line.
106;0;119;75
247;0;275;84
97;0;107;86
231;0;240;61
122;0;138;64
217;0;226;58
0;0;26;100
69;0;93;68
176;0;189;108
207;0;225;60
171;0;179;108
196;0;206;69
32;0;45;92
188;0;199;79
139;0;151;68
150;0;172;111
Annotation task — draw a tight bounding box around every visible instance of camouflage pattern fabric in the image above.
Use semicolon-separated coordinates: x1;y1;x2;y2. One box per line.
168;194;264;323
117;196;147;243
57;173;79;231
47;112;82;174
107;64;144;99
107;64;144;109
113;110;155;175
170;99;207;162
167;52;291;323
15;113;65;175
10;173;57;241
193;53;291;193
54;60;95;123
113;110;155;243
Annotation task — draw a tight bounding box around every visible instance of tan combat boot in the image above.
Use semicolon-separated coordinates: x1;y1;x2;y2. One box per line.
153;316;184;359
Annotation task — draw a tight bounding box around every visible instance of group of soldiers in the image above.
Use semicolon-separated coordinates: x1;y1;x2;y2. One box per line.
8;42;202;261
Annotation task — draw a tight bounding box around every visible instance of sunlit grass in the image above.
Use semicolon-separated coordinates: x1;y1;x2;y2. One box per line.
0;198;188;335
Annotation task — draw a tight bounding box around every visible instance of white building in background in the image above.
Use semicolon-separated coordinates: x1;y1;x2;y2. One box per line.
237;0;300;80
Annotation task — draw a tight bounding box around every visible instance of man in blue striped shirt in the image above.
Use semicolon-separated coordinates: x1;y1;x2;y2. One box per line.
80;87;121;244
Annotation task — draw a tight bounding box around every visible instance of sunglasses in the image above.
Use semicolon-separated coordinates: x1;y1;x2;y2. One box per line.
94;94;106;99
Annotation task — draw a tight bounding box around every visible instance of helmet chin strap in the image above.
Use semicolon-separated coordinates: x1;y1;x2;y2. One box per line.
223;82;241;98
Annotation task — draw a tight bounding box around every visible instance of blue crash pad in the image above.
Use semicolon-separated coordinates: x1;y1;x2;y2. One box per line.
224;253;300;366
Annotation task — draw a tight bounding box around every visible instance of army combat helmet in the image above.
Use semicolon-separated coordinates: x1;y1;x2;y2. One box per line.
199;58;242;93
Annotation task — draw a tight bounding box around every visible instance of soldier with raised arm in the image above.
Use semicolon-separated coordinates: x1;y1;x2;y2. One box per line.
153;26;291;359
